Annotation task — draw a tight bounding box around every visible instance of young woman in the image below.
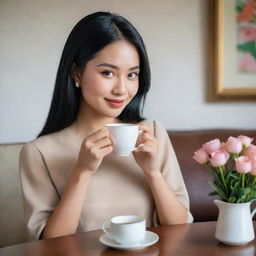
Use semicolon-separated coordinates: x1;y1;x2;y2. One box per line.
20;11;193;240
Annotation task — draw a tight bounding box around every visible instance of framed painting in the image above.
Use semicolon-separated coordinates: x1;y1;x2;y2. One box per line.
208;0;256;101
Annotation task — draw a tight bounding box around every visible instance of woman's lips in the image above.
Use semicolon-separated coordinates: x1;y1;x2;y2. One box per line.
105;98;125;108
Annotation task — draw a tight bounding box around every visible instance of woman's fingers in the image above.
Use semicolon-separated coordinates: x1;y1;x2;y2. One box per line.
100;145;113;156
86;128;110;144
138;124;152;134
135;125;158;153
135;141;156;153
136;130;155;146
94;137;112;149
83;128;111;149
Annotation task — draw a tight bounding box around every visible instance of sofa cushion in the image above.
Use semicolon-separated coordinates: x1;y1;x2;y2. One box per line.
0;144;28;247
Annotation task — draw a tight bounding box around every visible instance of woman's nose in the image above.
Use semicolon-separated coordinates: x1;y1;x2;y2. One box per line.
112;77;127;96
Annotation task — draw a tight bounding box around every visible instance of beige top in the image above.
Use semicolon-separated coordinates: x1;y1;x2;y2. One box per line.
19;120;193;240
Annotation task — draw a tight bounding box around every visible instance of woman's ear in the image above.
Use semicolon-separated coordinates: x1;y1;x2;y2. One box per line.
71;63;81;84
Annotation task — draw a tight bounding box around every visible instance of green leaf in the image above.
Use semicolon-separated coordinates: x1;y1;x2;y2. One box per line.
226;172;233;185
246;191;256;202
236;5;243;13
237;42;256;59
229;172;239;180
237;187;251;197
244;187;251;195
228;197;237;203
208;181;228;201
210;170;222;185
230;181;240;192
236;1;246;12
237;195;247;203
235;187;252;203
238;188;245;198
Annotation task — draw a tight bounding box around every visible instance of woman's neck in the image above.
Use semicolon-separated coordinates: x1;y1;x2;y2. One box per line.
70;103;120;139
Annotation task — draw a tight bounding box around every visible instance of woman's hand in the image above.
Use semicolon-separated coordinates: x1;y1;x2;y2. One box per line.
133;124;159;177
75;128;113;175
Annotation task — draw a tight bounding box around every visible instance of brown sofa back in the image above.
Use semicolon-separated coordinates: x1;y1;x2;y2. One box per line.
168;129;256;222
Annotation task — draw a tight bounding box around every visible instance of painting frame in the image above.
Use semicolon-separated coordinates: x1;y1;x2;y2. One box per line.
208;0;256;101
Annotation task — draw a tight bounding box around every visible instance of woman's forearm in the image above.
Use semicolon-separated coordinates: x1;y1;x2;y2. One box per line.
42;169;92;239
145;172;188;225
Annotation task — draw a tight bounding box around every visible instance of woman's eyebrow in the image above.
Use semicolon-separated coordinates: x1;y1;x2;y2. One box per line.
97;63;140;71
129;66;140;71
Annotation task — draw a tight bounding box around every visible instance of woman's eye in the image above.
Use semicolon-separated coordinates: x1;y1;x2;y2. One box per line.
128;72;139;79
101;70;114;77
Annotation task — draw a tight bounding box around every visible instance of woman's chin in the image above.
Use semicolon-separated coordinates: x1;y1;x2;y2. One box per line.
98;110;123;119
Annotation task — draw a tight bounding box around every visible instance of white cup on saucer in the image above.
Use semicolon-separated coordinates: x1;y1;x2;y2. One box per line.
105;124;139;156
102;215;146;245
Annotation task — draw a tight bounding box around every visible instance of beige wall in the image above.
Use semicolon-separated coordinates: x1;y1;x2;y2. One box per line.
0;0;255;143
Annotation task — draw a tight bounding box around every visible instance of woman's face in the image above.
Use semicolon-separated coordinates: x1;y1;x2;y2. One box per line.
75;40;140;119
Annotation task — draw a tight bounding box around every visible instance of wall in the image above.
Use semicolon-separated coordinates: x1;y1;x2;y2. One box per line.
0;0;255;143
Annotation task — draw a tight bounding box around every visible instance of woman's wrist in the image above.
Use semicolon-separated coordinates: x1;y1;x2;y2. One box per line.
72;165;94;181
144;170;163;183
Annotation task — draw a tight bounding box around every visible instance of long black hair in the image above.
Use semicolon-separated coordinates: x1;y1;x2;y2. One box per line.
38;11;151;137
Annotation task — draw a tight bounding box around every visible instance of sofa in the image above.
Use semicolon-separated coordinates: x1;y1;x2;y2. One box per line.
1;129;256;247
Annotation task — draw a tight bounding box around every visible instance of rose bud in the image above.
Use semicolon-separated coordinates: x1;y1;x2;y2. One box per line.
244;145;256;158
193;148;209;164
203;139;221;154
209;151;228;167
238;135;253;147
225;136;243;154
235;156;252;173
250;157;256;176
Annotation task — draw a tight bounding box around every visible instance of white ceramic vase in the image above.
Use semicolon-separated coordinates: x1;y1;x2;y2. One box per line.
214;199;256;246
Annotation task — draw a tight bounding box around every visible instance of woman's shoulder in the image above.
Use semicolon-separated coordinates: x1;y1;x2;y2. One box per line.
22;127;73;153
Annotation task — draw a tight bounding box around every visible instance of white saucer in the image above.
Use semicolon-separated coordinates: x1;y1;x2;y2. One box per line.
99;231;159;250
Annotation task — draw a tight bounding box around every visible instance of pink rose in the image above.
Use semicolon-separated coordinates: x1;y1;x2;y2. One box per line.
238;24;256;44
235;156;252;173
193;148;209;164
238;135;253;147
209;151;229;167
203;139;221;154
239;53;256;73
225;137;243;154
244;145;256;158
220;143;230;159
250;157;256;176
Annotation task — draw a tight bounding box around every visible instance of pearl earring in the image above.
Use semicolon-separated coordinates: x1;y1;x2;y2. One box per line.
75;81;80;88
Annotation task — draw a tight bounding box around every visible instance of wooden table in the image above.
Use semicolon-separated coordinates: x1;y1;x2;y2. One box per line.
1;222;255;256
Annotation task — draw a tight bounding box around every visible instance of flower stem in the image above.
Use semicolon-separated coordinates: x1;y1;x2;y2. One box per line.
252;176;256;189
219;166;228;195
242;173;245;189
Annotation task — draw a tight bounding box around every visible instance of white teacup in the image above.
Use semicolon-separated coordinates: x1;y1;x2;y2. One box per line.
102;215;146;245
105;124;139;156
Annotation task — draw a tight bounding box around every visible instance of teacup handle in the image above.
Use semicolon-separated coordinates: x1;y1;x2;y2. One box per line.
251;200;256;218
102;221;111;234
133;130;144;152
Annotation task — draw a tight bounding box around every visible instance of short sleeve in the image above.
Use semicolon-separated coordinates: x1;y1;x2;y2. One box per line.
152;121;193;225
19;142;59;240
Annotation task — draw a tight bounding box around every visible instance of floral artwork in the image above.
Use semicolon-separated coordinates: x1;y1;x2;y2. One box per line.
236;0;256;73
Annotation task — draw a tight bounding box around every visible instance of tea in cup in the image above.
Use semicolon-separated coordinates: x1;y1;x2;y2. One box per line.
105;124;139;156
102;215;146;245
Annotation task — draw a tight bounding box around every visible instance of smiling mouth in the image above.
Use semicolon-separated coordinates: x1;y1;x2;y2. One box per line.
105;98;125;108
